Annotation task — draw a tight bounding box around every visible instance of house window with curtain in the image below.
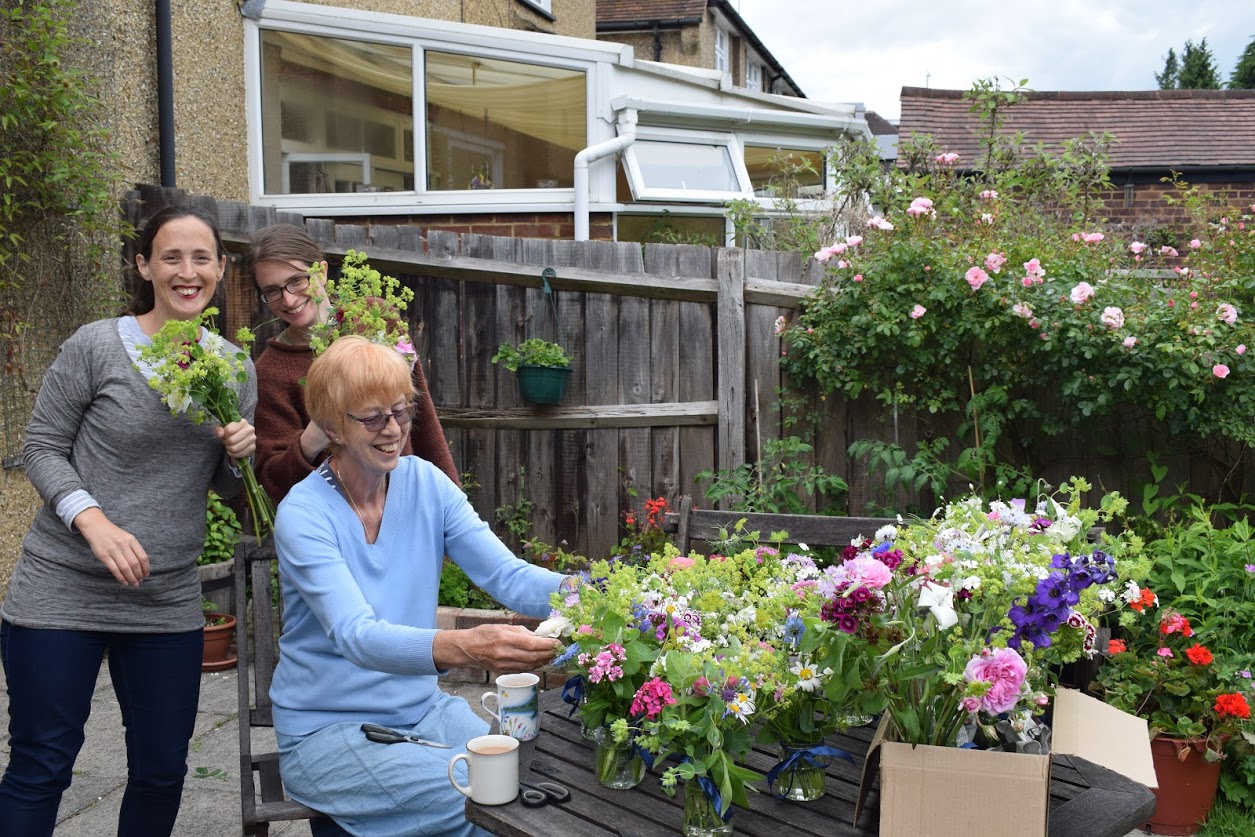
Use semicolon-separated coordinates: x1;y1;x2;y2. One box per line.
425;51;585;191
259;30;414;194
257;31;586;196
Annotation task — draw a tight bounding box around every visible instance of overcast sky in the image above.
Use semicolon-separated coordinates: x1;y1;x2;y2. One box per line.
732;1;1255;122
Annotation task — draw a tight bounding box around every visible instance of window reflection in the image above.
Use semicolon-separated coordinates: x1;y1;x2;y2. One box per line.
744;147;826;197
260;31;413;194
425;52;585;191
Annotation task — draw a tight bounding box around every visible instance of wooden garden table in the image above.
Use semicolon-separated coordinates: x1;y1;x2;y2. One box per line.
466;690;1155;837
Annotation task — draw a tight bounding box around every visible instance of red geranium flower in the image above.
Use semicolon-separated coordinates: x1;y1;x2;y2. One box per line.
1214;692;1252;720
1184;643;1213;666
1107;639;1127;654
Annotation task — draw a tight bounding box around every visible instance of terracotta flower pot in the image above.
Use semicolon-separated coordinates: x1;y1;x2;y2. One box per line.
1143;735;1222;836
202;612;238;672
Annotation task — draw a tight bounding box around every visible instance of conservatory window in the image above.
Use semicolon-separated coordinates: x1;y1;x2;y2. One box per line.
425;51;585;191
621;129;751;202
259;30;414;194
744;146;826;197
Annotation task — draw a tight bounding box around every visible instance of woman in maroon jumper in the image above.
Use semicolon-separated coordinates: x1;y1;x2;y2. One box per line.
246;224;457;502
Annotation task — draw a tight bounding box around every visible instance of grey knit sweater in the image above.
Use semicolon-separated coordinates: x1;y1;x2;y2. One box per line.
2;318;257;633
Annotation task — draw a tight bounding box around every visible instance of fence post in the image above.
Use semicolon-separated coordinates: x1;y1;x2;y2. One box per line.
716;248;746;508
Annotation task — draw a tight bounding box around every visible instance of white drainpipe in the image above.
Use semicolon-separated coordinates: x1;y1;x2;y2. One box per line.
574;110;637;241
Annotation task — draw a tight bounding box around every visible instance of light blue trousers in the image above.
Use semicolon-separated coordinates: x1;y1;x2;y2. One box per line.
277;691;492;837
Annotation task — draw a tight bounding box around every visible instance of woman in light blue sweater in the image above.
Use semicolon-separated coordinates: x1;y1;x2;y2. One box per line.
272;336;569;837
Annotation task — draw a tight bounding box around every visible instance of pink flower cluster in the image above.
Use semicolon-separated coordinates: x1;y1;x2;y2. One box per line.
965;266;989;290
906;197;935;217
813;234;865;263
580;643;627;684
630;677;677;719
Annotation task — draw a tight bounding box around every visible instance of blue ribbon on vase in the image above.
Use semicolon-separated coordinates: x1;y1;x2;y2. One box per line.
765;744;854;798
693;774;733;823
561;676;585;717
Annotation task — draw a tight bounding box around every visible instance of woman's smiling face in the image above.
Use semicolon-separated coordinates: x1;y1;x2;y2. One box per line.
337;396;412;479
255;258;328;331
135;216;224;322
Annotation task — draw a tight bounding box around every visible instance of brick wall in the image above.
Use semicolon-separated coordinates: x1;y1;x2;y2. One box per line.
436;605;567;690
1098;181;1255;241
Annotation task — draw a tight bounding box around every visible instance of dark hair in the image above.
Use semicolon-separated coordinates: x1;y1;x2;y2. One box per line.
126;205;225;315
245;224;324;289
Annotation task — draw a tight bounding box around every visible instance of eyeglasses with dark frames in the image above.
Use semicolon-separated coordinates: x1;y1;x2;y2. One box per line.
346;403;417;433
257;273;312;305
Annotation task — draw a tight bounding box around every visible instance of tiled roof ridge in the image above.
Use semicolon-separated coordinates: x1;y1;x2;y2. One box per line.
901;86;1255;103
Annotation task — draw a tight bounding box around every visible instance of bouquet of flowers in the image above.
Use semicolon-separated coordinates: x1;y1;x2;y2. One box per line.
862;478;1132;750
1094;586;1254;758
137;308;274;538
308;249;417;364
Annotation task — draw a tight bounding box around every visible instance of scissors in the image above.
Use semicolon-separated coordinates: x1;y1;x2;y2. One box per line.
360;722;452;748
519;780;570;808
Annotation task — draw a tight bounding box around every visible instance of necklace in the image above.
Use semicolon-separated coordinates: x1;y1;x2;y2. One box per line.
333;461;370;530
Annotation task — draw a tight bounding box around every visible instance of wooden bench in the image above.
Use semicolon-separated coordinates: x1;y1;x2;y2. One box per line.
661;494;895;554
233;537;344;836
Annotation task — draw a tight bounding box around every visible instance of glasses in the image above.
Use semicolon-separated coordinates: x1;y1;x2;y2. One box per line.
346;403;417;433
257;274;312;305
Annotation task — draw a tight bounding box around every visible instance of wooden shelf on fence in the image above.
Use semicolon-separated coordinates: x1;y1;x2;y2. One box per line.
436;401;718;429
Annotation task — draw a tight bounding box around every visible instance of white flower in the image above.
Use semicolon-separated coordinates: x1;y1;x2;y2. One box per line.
917;581;958;630
534;615;573;638
165;391;193;414
725;691;756;723
790;658;832;692
874;525;898;542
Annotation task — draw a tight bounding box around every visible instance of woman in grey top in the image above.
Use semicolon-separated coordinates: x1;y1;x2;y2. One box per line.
0;205;258;837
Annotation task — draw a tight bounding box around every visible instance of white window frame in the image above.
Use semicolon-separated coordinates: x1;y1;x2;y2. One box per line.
244;3;607;215
746;61;761;92
621;126;752;203
519;0;552;14
714;28;728;74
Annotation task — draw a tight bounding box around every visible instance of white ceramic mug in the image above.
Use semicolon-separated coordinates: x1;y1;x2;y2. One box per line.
447;734;519;806
480;672;540;741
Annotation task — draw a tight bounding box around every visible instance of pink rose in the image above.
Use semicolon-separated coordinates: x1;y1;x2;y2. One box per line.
1217;303;1239;325
1069;282;1095;305
1122;336;1137;349
985;252;1007;273
1238;344;1247;355
965;266;989;290
1190;239;1202;249
1214;364;1231;379
842;555;892;590
963;647;1028;714
910;304;927;319
668;556;695;571
906;197;935;217
1129;241;1147;255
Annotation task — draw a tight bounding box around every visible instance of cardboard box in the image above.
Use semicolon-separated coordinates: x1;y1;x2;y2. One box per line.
853;688;1156;836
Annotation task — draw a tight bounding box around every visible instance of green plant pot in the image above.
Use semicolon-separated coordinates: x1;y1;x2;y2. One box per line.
516;364;571;405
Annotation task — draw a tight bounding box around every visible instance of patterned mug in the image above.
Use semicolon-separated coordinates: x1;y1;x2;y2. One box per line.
480;672;540;741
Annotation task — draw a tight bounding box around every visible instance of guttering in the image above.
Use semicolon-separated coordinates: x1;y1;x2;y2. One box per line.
573;110;637;241
156;0;175;186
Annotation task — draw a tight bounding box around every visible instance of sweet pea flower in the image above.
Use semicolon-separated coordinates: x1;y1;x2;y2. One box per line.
1190;239;1202;249
965;266;989;290
1129;241;1147;255
906;197;935;217
1214;364;1231;379
985;252;1007;273
867;216;895;231
1069;282;1095;304
1100;307;1124;329
1123;336;1138;348
534;615;574;638
910;304;927;319
1217;303;1239;325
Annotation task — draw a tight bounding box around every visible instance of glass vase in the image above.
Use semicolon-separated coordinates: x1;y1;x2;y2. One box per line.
772;742;828;802
593;729;645;789
681;783;733;836
577;695;598;741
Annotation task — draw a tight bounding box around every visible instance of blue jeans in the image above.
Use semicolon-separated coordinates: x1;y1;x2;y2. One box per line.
0;620;203;837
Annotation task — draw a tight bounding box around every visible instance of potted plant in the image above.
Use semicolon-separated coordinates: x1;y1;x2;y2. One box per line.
491;338;572;405
1093;588;1254;835
202;596;238;672
197;491;241;612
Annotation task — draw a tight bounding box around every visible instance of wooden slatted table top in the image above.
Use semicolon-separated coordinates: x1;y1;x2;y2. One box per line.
466;691;1155;837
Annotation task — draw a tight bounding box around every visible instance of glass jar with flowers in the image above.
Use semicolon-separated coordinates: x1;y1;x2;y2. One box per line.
865;478;1132;752
1093;587;1254;833
549;559;658;788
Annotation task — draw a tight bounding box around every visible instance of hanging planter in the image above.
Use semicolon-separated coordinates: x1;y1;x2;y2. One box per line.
491;268;572;406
